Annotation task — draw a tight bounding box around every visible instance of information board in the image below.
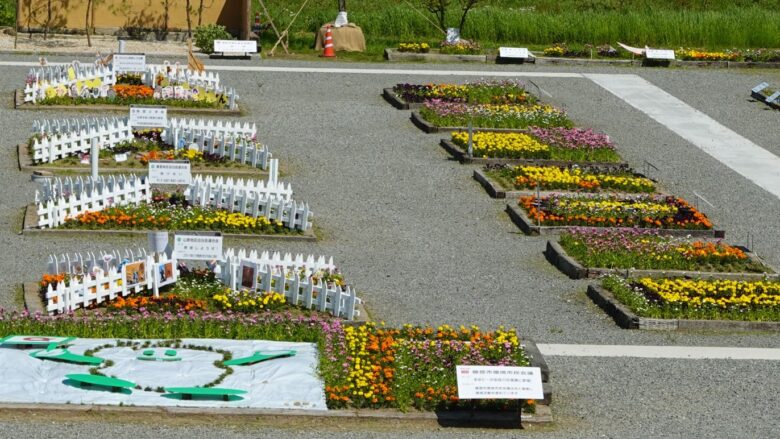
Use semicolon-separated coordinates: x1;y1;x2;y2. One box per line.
129;105;168;128
174;232;223;261
113;53;147;72
499;47;530;59
213;40;258;53
148;160;192;185
456;365;544;400
645;49;676;60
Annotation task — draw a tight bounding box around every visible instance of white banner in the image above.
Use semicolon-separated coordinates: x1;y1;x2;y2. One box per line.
113;54;147;72
213;40;258;53
148;160;192;185
174;232;223;261
129;105;168;128
456;366;544;400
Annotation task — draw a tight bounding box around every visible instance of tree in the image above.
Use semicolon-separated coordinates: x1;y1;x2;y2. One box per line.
419;0;481;35
338;0;346;11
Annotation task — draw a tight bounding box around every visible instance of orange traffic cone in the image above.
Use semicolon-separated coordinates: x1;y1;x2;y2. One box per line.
321;25;336;58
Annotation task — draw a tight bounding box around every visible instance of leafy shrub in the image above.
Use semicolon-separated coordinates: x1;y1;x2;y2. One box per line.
194;24;233;54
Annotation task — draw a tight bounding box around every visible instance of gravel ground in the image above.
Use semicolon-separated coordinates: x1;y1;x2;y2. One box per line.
0;55;777;437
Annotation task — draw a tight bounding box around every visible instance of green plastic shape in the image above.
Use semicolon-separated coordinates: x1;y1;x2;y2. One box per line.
164;386;247;401
66;374;136;392
0;335;76;348
30;348;104;365
223;350;297;366
136;349;181;362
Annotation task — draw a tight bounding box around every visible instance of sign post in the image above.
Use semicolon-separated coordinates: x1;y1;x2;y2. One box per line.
113;53;147;72
148;160;192;185
129;105;168;129
173;232;223;261
456;365;544;426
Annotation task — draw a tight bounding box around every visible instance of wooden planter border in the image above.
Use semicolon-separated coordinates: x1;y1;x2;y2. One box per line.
14;90;243;116
17;144;270;178
587;284;780;332
381;88;423;110
546;240;778;280
505;202;723;238
385;48;488;63
22;204;317;242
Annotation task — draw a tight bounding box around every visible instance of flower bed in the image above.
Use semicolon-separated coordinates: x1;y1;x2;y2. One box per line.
392;80;536;105
60;194;298;236
518;194;712;230
559;228;771;273
439;40;482;55
0;309;539;412
420;101;572;130
397;42;430;53
676;48;740;61
601;276;780;322
487;164;654;193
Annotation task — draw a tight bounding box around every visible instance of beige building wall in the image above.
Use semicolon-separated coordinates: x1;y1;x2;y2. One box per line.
18;0;246;35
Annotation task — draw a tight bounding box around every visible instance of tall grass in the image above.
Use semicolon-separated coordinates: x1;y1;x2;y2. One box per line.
257;2;780;51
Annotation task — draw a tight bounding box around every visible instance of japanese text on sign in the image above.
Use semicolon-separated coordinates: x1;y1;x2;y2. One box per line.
174;233;223;261
499;47;530;59
456;366;544;400
645;49;676;60
113;54;147;72
148;160;192;185
213;40;258;53
129;105;168;128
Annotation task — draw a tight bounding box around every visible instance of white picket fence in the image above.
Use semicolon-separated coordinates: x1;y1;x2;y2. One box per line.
186;162;312;232
44;251;175;315
30;117;134;163
35;174;151;229
145;64;238;110
220;256;360;320
43;246;360;319
29;116;269;168
25;62;116;104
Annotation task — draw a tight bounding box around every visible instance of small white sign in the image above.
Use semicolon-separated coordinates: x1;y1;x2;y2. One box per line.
751;82;769;94
499;47;530;59
645;49;675;60
113;53;147;72
80;153;90;165
446;28;460;43
456;366;544;400
114;153;128;162
148;160;192;185
213;40;258;54
129;105;168;128
174;232;223;261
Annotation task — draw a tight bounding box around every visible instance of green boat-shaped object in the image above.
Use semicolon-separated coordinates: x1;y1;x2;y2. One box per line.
66;374;136;392
137;349;182;362
30;348;104;365
164;386;247;401
223;350;296;366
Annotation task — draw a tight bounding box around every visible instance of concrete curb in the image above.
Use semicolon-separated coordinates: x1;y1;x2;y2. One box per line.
505;202;723;238
381;88;422;110
0;401;552;425
22;282;45;313
17;143;271;178
22;204;317;242
545;240;779;280
14;90;243;116
410;112;531;135
586;284;780;332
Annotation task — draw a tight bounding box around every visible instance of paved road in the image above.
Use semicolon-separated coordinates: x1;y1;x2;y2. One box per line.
0;56;778;437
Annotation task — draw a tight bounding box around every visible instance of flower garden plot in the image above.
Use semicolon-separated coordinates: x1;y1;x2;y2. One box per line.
547;228;776;280
415;101;572;133
588;276;780;330
0;312;548;415
478;164;655;198
384;80;537;110
508;194;721;237
384;48;488;63
17;61;240;114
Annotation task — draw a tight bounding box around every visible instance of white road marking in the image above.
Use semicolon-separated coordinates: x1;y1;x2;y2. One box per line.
0;60;584;78
538;344;780;360
586;73;780;199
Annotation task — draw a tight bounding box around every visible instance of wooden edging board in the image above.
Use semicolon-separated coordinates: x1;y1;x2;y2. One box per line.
504;203;724;238
13;90;243;116
21;205;317;242
0;402;553;426
411;112;531;134
17;144;270;178
381;88;423;110
545;241;778;281
473;167;650;199
586;284;780;332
